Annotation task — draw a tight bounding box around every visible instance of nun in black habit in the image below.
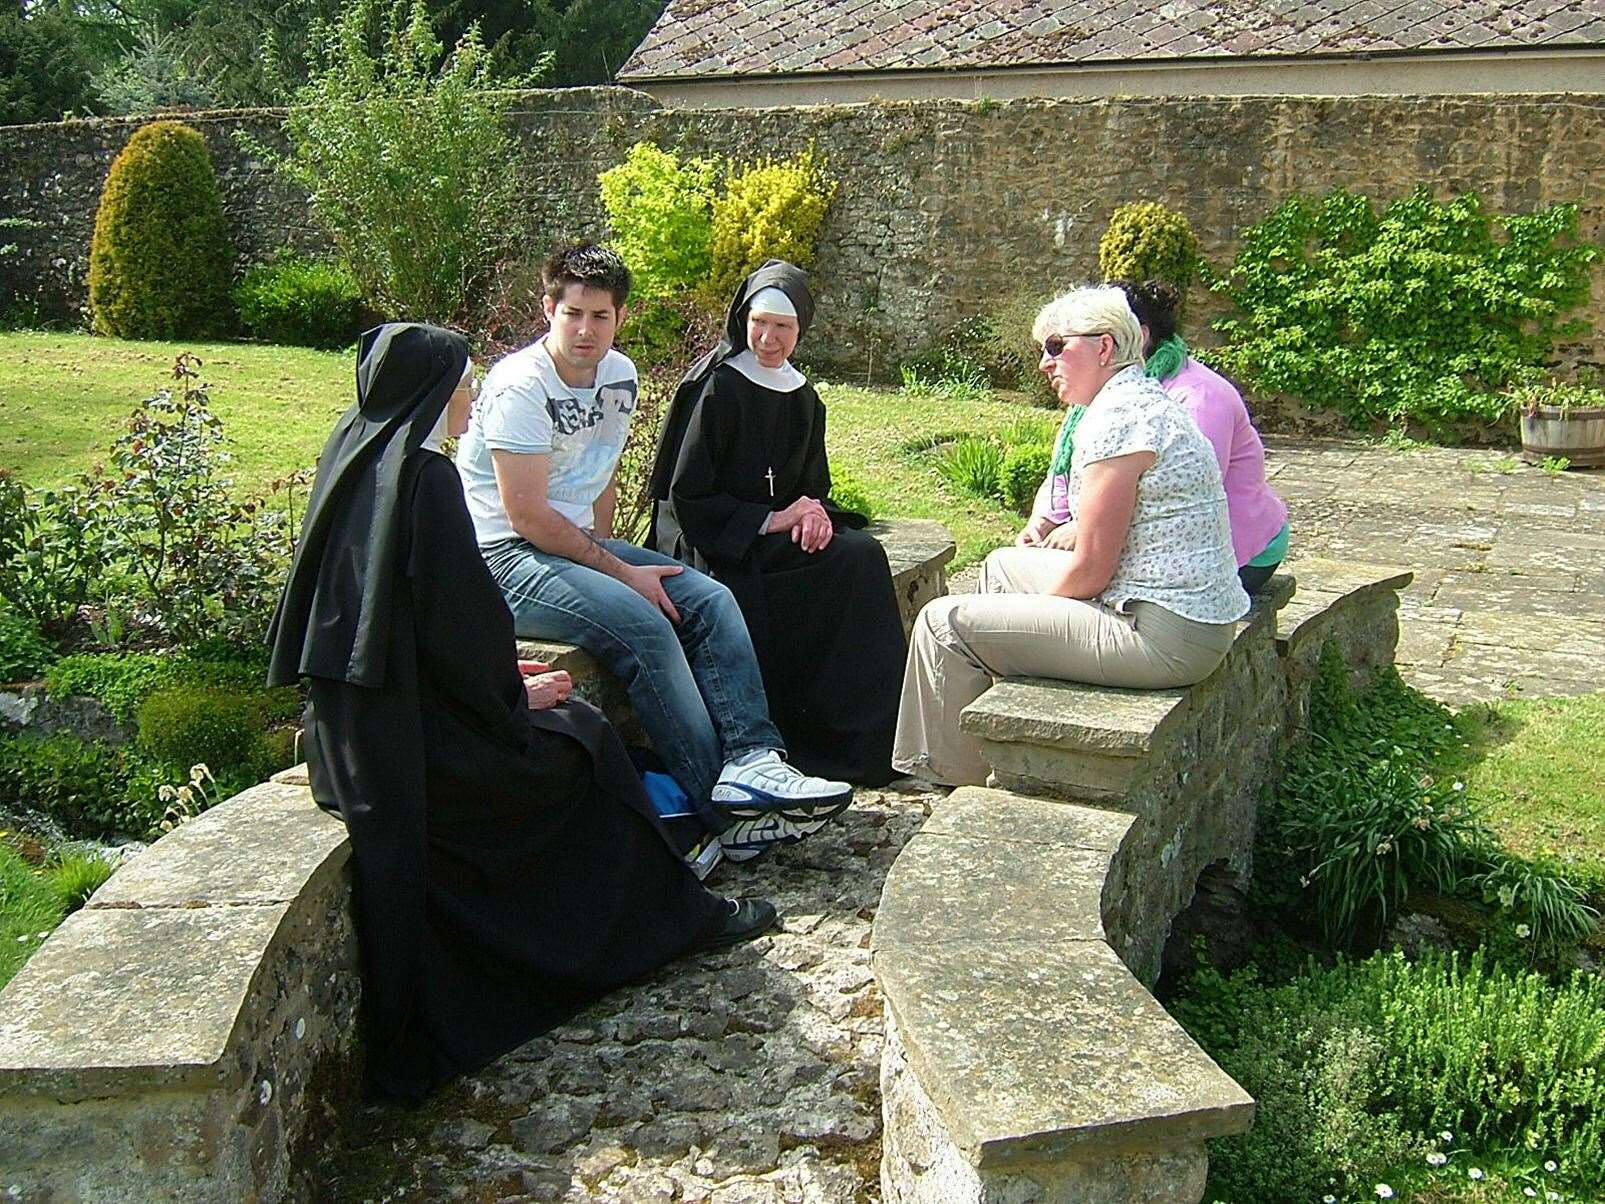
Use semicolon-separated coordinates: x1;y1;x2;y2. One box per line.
268;323;774;1102
648;262;905;786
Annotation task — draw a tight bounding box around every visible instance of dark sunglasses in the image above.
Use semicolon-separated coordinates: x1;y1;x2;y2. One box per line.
1041;332;1105;358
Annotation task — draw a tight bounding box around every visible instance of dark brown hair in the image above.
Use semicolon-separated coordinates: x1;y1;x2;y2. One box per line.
1112;278;1181;344
542;241;632;307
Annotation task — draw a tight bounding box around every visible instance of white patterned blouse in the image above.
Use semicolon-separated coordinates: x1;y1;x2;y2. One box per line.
1068;365;1251;625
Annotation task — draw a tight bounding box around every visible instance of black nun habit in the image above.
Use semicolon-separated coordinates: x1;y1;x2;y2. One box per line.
647;263;905;786
269;323;724;1101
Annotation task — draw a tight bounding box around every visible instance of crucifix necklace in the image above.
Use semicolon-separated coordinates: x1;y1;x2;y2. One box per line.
765;466;776;498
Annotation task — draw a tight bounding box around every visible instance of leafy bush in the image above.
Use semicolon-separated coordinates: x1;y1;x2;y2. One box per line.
900;348;991;402
1098;200;1200;302
136;684;289;779
46;652;268;725
88;120;232;340
0;472;111;635
936;437;1003;502
1469;849;1598;961
1211;188;1602;431
253;0;538;323
828;470;876;522
1255;646;1480;939
1176;949;1605;1199
1000;444;1051;512
233;255;366;348
1508;377;1605;419
0;733;135;837
79;356;295;647
0;606;56;683
707;146;837;302
600;141;718;304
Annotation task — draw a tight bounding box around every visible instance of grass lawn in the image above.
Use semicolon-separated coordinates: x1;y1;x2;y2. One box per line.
1447;693;1605;881
0;331;353;496
0;332;1038;569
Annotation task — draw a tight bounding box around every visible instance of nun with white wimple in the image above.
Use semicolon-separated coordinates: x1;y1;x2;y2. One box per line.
648;261;905;786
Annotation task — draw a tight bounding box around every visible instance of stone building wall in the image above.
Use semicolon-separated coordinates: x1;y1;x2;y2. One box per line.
1;89;1601;376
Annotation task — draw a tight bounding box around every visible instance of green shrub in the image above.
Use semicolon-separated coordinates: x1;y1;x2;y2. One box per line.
46;652;269;726
900;346;992;403
936;437;1003;503
1507;377;1605;419
600;141;717;305
252;0;538;324
1211;188;1601;431
0;9;98;126
0;606;56;683
0;472;113;636
1255;647;1482;939
828;471;876;522
233;256;366;348
1098;200;1200;303
88;120;232;340
1469;849;1598;962
0;733;132;836
707;146;837;302
1177;950;1605;1199
136;685;279;778
1000;444;1051;512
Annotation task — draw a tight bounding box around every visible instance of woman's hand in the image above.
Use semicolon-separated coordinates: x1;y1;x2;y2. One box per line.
1015;514;1056;547
1041;522;1078;551
793;508;834;553
523;669;573;710
769;495;827;532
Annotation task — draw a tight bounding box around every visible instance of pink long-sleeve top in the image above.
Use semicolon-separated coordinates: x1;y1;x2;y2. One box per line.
1165;358;1287;566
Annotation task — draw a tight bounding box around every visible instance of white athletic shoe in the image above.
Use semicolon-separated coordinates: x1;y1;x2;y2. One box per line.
712;750;853;861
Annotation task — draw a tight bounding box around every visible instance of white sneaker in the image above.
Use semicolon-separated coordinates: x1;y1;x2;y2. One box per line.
712;750;853;860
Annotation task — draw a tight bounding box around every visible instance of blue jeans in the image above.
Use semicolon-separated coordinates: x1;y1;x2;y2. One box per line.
482;537;783;823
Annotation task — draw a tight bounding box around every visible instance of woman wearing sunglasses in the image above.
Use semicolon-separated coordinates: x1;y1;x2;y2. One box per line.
892;286;1250;788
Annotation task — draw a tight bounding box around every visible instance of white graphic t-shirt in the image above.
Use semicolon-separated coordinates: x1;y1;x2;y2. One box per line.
456;336;639;541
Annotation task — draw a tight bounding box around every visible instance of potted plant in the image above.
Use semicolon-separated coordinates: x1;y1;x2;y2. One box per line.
1511;379;1605;469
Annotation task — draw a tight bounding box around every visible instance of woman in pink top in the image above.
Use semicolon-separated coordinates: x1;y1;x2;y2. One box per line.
1114;280;1289;592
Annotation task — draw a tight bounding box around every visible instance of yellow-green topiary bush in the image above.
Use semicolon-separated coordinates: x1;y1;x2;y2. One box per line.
707;146;837;302
88;120;233;339
1098;200;1200;303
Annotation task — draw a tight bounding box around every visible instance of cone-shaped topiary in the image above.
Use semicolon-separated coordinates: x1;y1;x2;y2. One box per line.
1098;201;1200;306
88;120;233;339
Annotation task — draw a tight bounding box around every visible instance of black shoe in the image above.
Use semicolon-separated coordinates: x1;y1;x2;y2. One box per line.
698;896;778;950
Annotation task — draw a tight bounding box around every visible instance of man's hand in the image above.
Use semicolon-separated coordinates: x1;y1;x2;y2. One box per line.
523;669;572;710
621;562;683;623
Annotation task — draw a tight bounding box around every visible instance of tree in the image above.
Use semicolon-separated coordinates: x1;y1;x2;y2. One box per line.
0;9;98;124
252;0;543;322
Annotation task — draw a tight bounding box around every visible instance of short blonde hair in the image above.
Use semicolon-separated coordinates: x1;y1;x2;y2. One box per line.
1031;286;1144;368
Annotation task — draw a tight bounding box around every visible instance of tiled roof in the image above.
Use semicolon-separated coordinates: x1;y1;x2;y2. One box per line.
620;0;1605;79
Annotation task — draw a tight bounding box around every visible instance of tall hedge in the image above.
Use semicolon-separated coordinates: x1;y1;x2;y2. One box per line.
88;120;233;340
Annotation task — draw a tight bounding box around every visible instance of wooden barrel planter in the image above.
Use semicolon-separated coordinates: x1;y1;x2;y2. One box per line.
1520;405;1605;468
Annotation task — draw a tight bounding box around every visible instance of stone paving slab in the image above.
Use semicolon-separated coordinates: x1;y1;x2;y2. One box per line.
1267;438;1605;705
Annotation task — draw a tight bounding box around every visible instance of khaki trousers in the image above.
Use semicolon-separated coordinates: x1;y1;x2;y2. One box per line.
891;547;1237;787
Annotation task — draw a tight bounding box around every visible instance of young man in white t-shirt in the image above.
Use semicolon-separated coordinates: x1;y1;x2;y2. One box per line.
456;243;852;862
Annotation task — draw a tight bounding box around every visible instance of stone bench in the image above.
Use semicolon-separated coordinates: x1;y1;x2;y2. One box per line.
0;773;355;1202
873;562;1414;1204
514;518;956;735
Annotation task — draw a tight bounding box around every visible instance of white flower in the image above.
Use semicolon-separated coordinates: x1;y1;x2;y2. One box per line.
1525;1189;1539;1198
1427;1152;1448;1167
1440;1131;1454;1142
1544;1162;1558;1173
1376;1185;1395;1199
1469;1168;1485;1181
1516;923;1532;939
1498;885;1517;908
1547;1192;1561;1201
177;785;194;804
157;785;178;802
1323;1197;1336;1203
1453;780;1465;791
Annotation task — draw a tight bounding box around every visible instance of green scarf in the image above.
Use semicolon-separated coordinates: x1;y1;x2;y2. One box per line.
1048;404;1085;479
1144;334;1188;383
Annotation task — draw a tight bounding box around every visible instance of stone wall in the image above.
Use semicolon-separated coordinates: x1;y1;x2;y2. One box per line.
872;561;1415;1204
2;90;1600;376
